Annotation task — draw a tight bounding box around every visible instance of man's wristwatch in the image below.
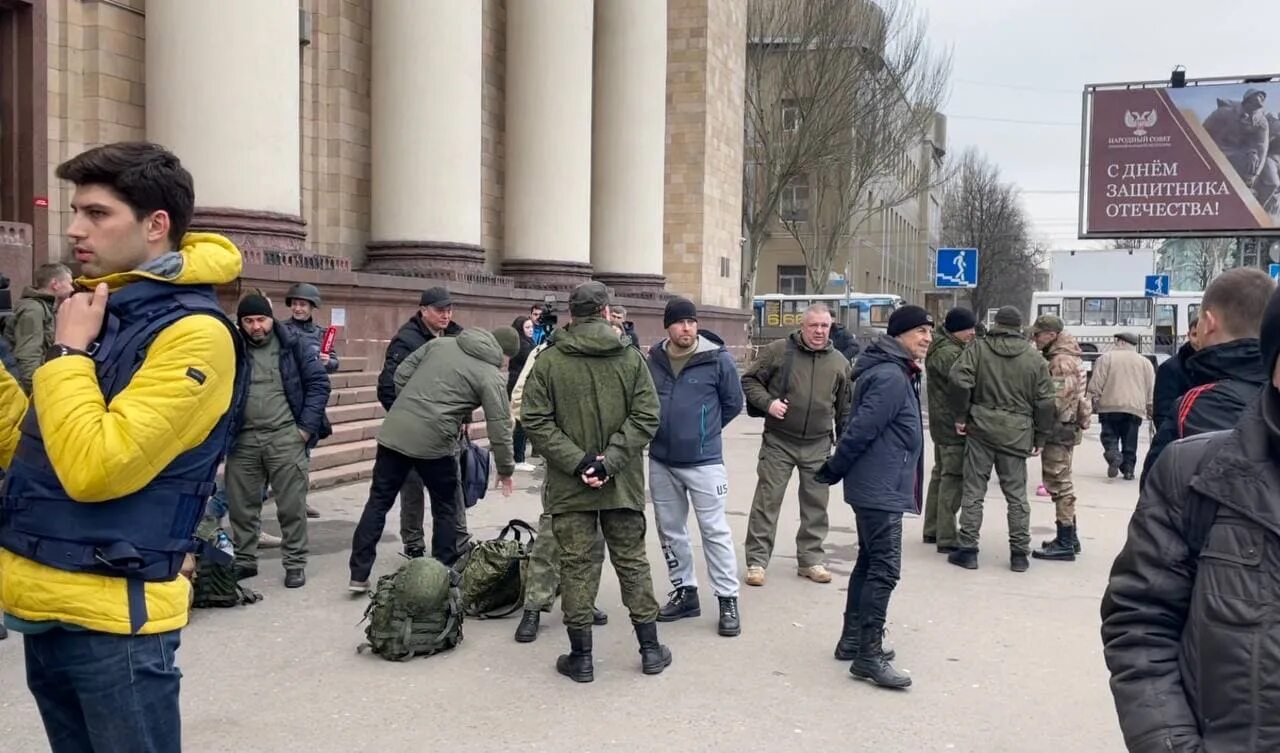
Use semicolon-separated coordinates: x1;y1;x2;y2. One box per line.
44;344;93;363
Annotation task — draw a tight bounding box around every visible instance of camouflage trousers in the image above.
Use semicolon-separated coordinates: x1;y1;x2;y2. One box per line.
922;443;965;548
552;509;660;630
957;438;1031;555
1040;442;1077;526
522;512;605;612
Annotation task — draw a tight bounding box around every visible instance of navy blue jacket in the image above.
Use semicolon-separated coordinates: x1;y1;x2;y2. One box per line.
239;321;332;448
0;336;16;375
824;336;923;513
647;335;744;467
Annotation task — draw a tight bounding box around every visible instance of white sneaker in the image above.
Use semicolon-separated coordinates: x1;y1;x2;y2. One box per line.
259;532;282;549
514;462;537;473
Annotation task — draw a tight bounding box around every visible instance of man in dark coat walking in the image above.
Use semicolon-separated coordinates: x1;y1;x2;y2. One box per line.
1101;282;1280;752
815;305;933;689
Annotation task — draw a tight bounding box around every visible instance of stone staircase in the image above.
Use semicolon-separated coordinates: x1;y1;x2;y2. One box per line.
308;355;491;492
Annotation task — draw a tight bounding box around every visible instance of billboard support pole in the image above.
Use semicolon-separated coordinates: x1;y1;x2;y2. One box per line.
1078;86;1091;241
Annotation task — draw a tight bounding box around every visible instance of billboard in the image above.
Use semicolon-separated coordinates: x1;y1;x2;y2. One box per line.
1081;77;1280;238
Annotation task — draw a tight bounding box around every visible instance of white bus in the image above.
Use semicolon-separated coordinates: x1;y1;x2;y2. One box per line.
1030;289;1203;354
752;293;903;341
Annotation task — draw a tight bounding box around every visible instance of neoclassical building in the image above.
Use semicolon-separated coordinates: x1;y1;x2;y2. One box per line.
0;0;749;349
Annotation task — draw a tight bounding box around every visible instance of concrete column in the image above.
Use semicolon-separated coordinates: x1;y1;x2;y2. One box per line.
146;0;304;253
501;0;594;290
591;0;667;299
364;0;484;277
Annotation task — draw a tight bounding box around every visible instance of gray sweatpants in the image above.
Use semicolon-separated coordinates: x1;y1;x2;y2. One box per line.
649;460;739;598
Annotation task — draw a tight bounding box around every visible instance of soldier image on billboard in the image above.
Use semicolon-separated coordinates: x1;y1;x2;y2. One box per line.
1202;88;1269;188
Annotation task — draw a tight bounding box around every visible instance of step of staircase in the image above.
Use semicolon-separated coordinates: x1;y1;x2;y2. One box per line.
329;370;379;389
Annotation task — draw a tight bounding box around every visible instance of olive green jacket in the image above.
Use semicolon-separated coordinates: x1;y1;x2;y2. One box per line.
948;325;1056;456
924;326;967;446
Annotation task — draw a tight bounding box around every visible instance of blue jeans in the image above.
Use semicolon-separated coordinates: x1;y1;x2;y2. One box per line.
24;628;183;753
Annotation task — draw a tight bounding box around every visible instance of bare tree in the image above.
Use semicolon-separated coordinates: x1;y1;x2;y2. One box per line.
1112;237;1163;250
942;148;1041;316
742;0;951;300
1186;238;1232;290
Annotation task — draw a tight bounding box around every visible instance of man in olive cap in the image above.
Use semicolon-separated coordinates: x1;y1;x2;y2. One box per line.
1029;315;1091;562
520;281;669;682
947;306;1055;572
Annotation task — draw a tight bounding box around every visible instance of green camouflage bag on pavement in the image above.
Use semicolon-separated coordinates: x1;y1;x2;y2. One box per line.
457;519;537;618
358;557;464;661
191;517;262;609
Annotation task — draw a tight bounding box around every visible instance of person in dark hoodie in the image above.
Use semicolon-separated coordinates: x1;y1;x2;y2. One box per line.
829;321;860;362
1141;268;1274;484
1151;316;1199;431
815;305;932;690
375;286;467;557
646;298;745;638
1101;281;1280;753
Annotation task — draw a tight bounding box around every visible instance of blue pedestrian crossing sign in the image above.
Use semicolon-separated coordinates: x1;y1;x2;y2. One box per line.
936;248;978;288
1270;263;1280;280
1144;275;1170;297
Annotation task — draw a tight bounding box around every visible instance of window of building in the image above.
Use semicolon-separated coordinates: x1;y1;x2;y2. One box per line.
778;265;807;296
1118;297;1152;327
1083;297;1117;326
780;175;810;221
781;100;801;133
1062;298;1082;326
720;256;731;278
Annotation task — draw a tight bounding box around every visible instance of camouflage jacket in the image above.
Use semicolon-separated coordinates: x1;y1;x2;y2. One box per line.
1042;331;1091;445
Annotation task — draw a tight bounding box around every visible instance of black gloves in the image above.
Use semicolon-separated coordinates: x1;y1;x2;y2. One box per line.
575;454;610;485
575;453;595;476
814;461;839;486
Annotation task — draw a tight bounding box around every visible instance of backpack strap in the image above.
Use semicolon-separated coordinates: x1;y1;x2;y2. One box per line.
1176;382;1220;439
1181;434;1230;562
500;518;538;545
778;338;798;402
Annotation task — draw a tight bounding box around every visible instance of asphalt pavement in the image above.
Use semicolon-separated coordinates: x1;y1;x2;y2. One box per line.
0;418;1139;752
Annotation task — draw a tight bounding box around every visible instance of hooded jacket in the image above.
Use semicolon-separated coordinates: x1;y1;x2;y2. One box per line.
1088;340;1155;419
1102;383;1280;753
824;336;923;514
924;325;967;446
1142;338;1267;483
948;324;1056;456
4;286;57;392
384;329;514;475
0;233;241;635
376;315;463;410
280;316;340;373
520;318;660;514
830;323;860;362
741;330;852;441
1043;330;1091;446
647;335;744;467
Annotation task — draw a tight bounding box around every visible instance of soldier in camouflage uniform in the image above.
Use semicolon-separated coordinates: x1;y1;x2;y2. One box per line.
520;282;669;682
1029;315;1091;562
922;307;977;553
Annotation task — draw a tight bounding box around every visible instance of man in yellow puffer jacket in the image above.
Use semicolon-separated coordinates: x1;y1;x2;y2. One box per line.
0;142;243;753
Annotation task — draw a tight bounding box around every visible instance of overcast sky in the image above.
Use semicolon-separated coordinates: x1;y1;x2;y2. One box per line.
915;0;1280;249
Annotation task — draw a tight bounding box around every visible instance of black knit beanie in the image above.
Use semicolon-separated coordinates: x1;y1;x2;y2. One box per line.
943;307;977;334
664;297;698;328
237;293;273;320
887;305;933;337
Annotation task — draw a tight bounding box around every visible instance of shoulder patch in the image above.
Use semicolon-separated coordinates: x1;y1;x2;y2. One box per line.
186;367;207;385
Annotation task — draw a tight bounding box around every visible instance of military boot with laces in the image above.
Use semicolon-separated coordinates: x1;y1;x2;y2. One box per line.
717;596;741;637
657;586;700;622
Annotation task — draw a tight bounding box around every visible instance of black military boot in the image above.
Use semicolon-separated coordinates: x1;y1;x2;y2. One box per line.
284;568;306;588
1010;550;1030;572
850;628;912;689
634;621;673;675
556;627;594;683
403;546;426;559
834;613;895;662
1040;521;1066;549
717;597;741;637
0;622;7;640
593;606;609;626
515;610;540;643
1033;525;1077;561
947;548;978;570
1071;518;1082;554
658;586;701;622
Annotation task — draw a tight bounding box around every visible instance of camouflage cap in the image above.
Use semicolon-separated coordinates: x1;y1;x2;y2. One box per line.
569;281;610;317
1032;314;1064;334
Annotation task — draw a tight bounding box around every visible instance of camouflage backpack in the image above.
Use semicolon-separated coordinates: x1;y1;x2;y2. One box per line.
191;517;262;609
458;519;537;618
358;557;464;661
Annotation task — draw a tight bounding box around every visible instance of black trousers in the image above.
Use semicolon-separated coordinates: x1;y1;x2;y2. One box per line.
349;445;461;581
844;508;903;635
1100;413;1142;474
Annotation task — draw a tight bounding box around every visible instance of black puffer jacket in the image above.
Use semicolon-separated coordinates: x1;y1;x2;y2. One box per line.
1103;388;1280;753
1142;339;1266;483
376;316;463;410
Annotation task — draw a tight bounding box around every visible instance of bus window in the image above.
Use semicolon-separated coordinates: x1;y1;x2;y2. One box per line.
1155;304;1176;328
1083;297;1117;326
1188;303;1201;328
1118;297;1152;327
1037;304;1060;317
1063;298;1083;326
868;304;894;327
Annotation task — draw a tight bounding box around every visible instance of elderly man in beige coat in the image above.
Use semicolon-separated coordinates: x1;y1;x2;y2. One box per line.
1087;333;1155;480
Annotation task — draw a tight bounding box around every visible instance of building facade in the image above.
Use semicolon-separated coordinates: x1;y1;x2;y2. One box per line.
0;0;749;355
